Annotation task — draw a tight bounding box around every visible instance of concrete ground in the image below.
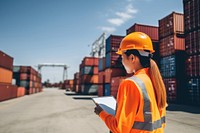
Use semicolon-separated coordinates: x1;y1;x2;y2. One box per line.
0;88;199;133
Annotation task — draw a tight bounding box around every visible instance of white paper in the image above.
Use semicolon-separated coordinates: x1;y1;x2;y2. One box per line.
92;96;116;116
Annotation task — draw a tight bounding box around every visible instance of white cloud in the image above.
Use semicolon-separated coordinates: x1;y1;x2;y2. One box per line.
98;26;116;33
107;4;138;27
116;12;132;20
99;1;138;34
107;18;124;26
126;4;138;14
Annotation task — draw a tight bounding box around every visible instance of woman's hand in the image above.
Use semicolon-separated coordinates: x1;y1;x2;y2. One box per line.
94;104;103;115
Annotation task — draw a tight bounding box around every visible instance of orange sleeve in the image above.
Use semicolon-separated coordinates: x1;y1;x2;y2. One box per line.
99;80;141;133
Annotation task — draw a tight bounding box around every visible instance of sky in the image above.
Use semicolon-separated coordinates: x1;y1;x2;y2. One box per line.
0;0;183;83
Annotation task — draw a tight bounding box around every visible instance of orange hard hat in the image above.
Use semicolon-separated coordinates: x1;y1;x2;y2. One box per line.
116;32;155;55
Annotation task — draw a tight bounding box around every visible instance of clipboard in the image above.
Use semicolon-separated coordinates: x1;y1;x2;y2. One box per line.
92;96;116;116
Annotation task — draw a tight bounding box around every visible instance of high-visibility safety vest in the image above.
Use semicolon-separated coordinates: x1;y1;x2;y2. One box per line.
99;68;166;133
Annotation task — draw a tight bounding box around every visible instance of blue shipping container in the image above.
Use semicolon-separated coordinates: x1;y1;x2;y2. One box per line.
187;78;200;105
81;66;93;75
160;55;176;77
104;83;111;96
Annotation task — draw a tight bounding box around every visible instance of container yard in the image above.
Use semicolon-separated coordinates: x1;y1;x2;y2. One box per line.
0;0;200;133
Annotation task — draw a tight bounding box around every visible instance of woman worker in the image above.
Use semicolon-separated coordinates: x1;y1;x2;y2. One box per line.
94;32;167;133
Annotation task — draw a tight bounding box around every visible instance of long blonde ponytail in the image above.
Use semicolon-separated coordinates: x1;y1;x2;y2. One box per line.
149;59;167;109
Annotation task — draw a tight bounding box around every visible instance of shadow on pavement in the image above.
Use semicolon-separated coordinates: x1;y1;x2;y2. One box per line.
167;104;200;114
64;91;98;100
73;97;93;100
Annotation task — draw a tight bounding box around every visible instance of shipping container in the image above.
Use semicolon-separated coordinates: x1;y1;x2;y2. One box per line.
17;87;25;97
183;0;200;32
159;12;184;39
13;66;21;73
110;76;127;98
0;67;13;84
186;54;200;77
186;78;200;105
98;71;105;84
104;83;111;96
81;66;94;75
80;75;98;84
126;23;159;41
111;86;118;98
98;57;106;72
185;29;200;55
106;51;123;68
160;52;186;78
81;84;98;95
104;68;126;83
111;76;125;88
98;84;103;97
163;78;186;104
0;50;13;70
0;84;18;102
159;34;185;57
106;35;124;53
20;80;33;89
151;42;160;68
81;57;98;67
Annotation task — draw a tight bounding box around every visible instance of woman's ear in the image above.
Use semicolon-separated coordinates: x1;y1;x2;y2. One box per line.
130;54;135;62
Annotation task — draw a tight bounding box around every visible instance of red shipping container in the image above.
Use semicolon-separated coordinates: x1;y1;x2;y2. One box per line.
0;67;13;84
104;68;126;83
159;34;185;57
93;66;98;74
81;57;98;66
186;54;200;77
163;78;177;103
111;86;118;98
126;23;158;41
98;71;105;84
184;0;200;32
111;76;126;87
0;84;17;102
98;84;103;97
20;73;32;80
185;30;200;55
106;35;124;53
0;50;13;70
81;75;98;84
159;12;184;39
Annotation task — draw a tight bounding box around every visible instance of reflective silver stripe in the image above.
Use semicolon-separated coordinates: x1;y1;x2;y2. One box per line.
133;116;166;131
128;76;165;131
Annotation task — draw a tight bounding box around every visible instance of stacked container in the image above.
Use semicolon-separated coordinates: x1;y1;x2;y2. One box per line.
13;66;42;95
103;35;127;96
159;12;186;103
79;57;98;94
0;50;24;102
73;72;80;93
126;23;160;66
63;79;74;91
98;57;106;96
183;0;200;105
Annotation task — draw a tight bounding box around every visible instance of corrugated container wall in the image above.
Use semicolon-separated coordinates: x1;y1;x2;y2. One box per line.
186;54;200;77
159;34;185;57
0;50;13;70
79;57;99;95
185;29;200;55
184;0;200;105
106;35;124;53
126;23;159;41
186;78;200;105
105;35;124;69
183;0;200;32
159;12;184;39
